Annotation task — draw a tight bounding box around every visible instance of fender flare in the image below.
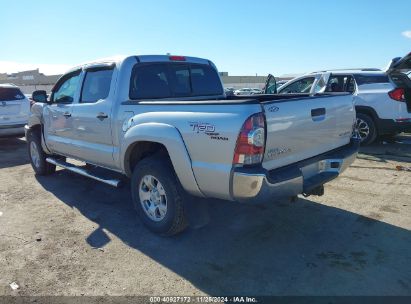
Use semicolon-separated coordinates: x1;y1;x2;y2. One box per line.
355;105;380;121
121;122;204;197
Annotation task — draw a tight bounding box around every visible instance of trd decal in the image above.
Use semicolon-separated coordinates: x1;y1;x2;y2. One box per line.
189;122;215;134
210;135;228;141
189;122;229;141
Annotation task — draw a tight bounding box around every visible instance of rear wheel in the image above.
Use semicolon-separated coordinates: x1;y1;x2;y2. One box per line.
131;156;188;236
27;131;56;175
355;113;377;145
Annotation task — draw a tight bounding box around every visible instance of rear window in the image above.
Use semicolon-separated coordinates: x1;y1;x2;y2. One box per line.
353;74;390;85
129;63;223;99
0;87;25;101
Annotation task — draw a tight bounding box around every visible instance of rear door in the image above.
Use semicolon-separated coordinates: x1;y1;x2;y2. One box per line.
263;74;277;94
70;65;116;168
261;94;355;171
0;87;29;127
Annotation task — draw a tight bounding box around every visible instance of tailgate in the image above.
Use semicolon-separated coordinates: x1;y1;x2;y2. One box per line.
0;87;29;125
262;94;355;171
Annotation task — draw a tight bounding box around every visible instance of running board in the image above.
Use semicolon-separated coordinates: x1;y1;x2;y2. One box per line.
46;157;122;187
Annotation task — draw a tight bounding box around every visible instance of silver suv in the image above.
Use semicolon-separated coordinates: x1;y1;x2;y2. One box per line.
276;52;411;144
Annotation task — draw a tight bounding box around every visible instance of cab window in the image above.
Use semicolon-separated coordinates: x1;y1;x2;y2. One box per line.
279;77;315;94
52;71;81;103
81;68;114;103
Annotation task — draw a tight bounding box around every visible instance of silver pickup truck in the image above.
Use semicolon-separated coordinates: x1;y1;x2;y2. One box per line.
26;55;359;235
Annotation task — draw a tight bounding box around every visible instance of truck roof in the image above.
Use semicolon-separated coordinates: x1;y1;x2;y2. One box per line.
65;55;212;74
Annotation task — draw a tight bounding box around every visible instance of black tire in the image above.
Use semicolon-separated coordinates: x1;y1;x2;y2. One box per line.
131;156;188;236
27;130;56;175
356;113;377;145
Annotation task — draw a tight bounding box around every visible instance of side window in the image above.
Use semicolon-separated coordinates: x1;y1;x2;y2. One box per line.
346;76;356;93
279;77;315;94
81;68;114;103
325;75;355;93
52;72;81;103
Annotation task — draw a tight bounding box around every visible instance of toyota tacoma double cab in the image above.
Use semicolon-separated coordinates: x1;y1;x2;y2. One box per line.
26;55;359;235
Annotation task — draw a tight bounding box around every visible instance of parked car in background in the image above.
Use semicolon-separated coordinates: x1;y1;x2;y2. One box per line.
250;88;262;94
26;54;359;236
234;88;253;95
224;87;235;96
234;88;261;95
0;84;30;138
273;52;411;144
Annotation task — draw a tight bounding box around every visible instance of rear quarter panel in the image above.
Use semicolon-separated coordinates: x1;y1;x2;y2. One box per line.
117;103;262;200
356;83;411;119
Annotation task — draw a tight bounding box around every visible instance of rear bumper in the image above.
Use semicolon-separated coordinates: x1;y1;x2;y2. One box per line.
377;118;411;134
0;124;25;138
231;139;360;203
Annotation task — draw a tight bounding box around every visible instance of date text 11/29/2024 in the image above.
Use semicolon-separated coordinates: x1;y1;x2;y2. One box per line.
149;296;258;303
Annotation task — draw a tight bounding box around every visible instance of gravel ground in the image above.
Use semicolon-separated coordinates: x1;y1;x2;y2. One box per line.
0;136;410;296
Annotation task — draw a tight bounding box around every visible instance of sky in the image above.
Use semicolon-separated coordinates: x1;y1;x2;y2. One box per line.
0;0;410;76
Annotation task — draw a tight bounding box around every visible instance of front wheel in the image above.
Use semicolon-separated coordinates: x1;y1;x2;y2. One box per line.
131;156;188;236
27;131;56;175
355;113;377;145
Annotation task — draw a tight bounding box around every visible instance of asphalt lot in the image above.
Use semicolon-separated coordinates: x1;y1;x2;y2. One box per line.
0;136;411;296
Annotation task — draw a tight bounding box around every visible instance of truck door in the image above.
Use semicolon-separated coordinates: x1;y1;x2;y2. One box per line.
263;74;277;94
43;70;81;156
70;65;116;168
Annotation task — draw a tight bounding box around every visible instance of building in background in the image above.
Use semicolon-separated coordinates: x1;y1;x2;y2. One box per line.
0;69;61;94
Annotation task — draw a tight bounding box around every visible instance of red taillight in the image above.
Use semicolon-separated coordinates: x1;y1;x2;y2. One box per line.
233;113;265;165
388;88;405;101
169;56;186;61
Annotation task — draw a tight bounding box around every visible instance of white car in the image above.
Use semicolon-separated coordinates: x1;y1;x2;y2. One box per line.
274;52;411;144
0;84;30;138
234;88;261;95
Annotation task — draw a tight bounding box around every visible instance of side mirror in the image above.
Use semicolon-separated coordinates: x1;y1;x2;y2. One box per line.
32;90;48;103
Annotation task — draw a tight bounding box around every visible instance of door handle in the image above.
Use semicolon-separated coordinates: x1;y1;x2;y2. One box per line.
311;108;326;122
311;108;326;116
96;112;108;120
63;112;71;118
